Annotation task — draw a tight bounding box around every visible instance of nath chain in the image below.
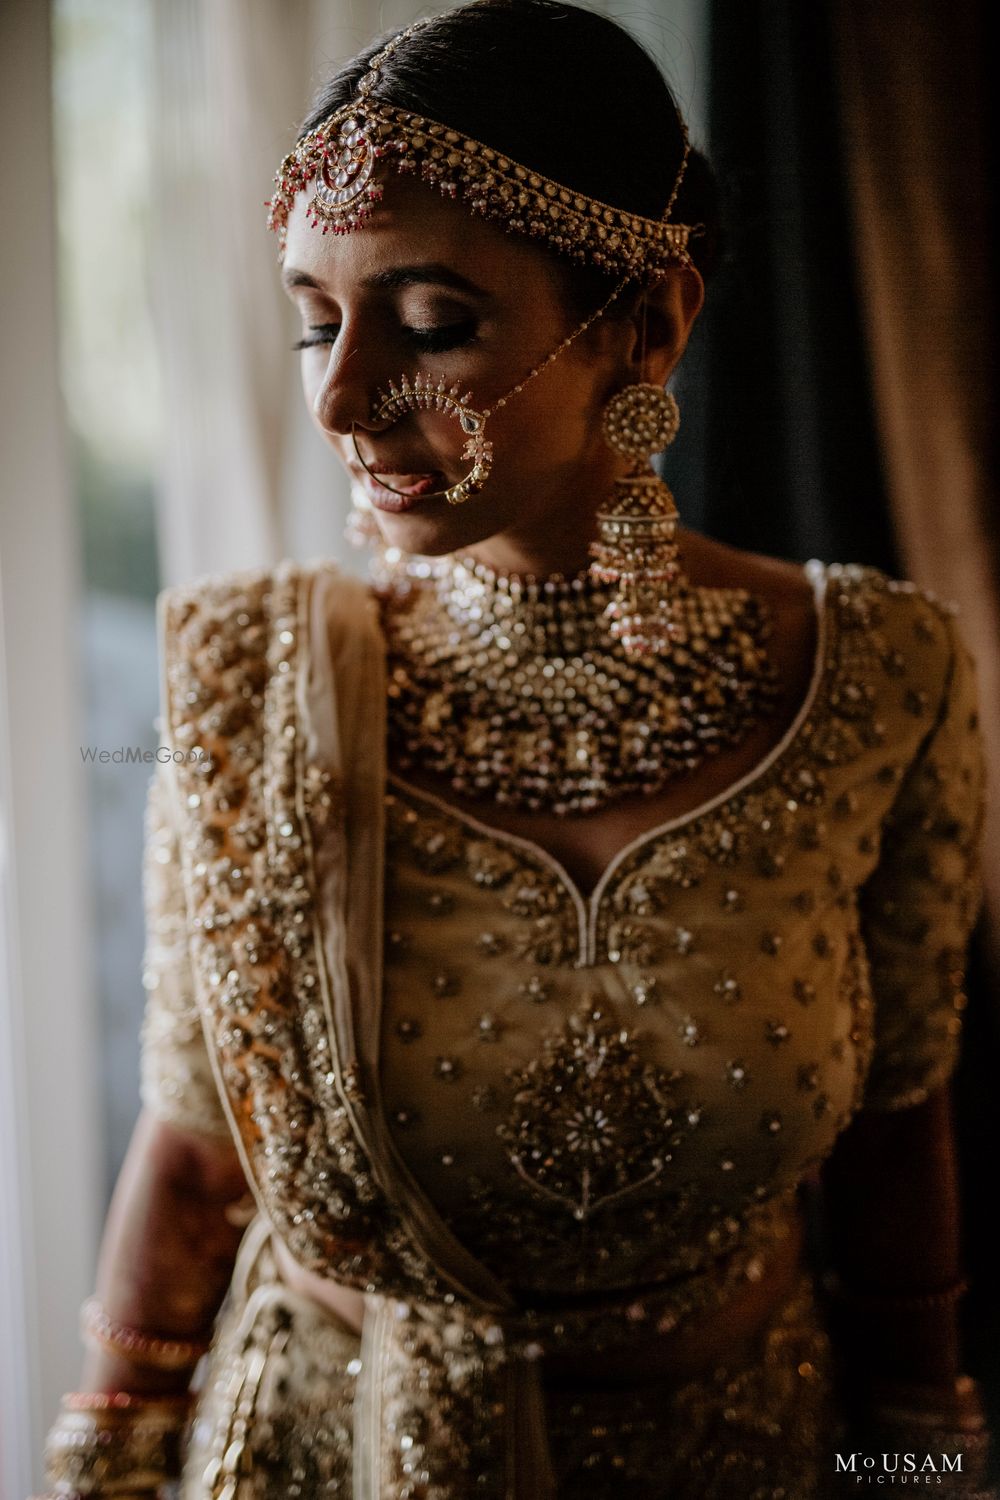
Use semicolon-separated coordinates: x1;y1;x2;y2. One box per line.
480;276;629;419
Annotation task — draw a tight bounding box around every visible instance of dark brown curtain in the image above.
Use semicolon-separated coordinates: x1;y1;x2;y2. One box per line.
831;0;1000;1445
833;0;1000;967
692;0;1000;1450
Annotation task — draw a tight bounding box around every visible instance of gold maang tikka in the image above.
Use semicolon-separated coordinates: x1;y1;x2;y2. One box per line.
265;14;696;279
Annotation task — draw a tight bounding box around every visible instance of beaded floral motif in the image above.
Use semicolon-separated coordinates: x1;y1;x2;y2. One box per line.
497;993;689;1223
428;992;702;1297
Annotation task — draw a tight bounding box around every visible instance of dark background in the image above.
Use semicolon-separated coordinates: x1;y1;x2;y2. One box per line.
659;0;1000;1451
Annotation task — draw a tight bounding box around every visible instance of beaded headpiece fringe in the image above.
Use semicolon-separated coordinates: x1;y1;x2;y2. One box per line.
266;15;696;281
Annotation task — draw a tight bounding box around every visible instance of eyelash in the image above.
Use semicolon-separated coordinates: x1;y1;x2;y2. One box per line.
292;321;478;354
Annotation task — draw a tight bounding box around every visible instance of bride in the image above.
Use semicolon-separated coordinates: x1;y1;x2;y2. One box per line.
39;2;994;1496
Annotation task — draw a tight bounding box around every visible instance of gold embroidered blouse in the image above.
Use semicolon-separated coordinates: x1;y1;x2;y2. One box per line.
139;556;986;1498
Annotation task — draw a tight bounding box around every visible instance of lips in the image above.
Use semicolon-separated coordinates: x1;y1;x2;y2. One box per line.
350;459;447;513
350;451;448;507
373;473;443;497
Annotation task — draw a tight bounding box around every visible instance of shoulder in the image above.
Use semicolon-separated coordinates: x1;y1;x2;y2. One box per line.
154;556;375;646
680;529;974;736
153;558;384;748
823;562;971;716
156;557;298;631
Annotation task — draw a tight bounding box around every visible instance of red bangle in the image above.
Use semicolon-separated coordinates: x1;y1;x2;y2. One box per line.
62;1389;194;1413
80;1296;211;1372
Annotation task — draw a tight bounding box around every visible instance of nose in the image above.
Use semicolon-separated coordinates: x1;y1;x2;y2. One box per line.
310;322;385;438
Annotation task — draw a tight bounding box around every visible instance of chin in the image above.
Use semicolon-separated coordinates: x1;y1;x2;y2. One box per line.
371;503;505;558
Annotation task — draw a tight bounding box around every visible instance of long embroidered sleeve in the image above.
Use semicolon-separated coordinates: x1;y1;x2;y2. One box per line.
139;758;230;1138
855;616;986;1111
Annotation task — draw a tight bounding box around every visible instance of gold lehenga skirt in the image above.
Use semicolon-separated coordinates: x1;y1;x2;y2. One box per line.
179;1214;851;1499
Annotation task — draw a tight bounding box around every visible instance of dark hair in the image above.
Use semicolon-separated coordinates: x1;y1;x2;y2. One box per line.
299;0;722;313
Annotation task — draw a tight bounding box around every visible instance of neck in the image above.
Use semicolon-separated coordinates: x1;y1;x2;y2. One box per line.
373;540;610;605
459;525;601;581
397;530;701;588
437;449;631;580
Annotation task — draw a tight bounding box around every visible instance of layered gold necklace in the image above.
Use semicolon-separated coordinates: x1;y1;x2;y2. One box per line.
371;546;782;816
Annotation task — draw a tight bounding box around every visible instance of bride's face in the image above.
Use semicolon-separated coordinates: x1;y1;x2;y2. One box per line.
281;172;642;562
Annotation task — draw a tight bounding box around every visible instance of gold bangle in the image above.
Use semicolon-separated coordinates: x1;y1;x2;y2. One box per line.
80;1294;211;1372
43;1392;189;1494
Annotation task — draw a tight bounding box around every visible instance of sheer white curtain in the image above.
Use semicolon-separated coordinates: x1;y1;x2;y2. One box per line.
150;0;430;586
1;4;102;1491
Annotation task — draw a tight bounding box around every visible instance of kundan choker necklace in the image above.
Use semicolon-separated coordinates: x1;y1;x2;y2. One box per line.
370;544;783;816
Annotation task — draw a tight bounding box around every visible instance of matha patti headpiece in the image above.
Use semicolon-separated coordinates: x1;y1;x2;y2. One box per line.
265;13;696;281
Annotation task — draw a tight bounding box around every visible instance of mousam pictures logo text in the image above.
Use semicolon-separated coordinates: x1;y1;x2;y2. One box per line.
835;1450;964;1484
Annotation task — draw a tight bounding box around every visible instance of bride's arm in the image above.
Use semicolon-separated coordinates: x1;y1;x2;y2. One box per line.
820;1084;964;1383
816;600;996;1486
820;1086;995;1491
76;1108;249;1397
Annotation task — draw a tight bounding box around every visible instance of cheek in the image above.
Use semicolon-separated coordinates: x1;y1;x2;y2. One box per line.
490;371;605;476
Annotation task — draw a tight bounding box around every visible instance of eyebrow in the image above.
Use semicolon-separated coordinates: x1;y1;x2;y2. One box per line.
280;262;489;299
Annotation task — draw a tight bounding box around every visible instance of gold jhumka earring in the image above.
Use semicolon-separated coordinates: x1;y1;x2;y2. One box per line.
589;296;685;655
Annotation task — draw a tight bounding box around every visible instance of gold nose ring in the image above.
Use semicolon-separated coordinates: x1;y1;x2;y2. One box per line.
350;373;493;505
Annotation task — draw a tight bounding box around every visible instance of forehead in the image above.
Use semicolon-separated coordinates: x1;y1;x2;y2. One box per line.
281;171;560;297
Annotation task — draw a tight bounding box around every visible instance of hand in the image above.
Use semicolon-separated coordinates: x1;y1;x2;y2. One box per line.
861;1370;990;1433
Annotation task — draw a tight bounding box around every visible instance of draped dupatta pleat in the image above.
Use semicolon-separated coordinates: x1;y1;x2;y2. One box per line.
302;561;559;1498
159;557;557;1500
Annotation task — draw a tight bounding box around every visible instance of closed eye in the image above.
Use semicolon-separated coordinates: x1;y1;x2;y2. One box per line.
292;320;479;354
292;323;339;351
404;319;478;353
